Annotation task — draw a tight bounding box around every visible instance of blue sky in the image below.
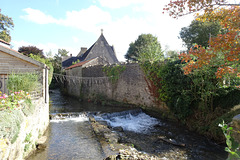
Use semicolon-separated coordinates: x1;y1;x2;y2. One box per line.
1;0;194;61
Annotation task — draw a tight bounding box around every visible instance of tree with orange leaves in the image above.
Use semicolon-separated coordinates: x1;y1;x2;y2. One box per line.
164;0;239;18
164;1;240;86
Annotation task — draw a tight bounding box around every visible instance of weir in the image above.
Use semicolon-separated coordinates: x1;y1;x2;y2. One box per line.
94;109;160;134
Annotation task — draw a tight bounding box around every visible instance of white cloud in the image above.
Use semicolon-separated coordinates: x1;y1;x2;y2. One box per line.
21;6;111;32
58;5;111;31
21;8;57;24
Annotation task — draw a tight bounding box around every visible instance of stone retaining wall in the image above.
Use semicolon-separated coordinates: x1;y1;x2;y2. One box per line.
66;63;167;110
0;97;49;160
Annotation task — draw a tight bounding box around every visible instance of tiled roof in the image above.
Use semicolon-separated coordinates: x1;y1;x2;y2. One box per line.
65;59;93;70
0;39;10;46
62;56;84;68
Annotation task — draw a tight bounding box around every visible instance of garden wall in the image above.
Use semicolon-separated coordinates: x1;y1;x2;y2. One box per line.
65;63;167;110
0;97;49;160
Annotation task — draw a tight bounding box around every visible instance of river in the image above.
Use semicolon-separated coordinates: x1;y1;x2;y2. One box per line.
28;89;228;160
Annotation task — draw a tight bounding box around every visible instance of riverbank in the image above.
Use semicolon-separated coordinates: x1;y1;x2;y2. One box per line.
89;109;228;160
62;61;240;144
27;89;228;159
89;114;165;160
83;93;240;144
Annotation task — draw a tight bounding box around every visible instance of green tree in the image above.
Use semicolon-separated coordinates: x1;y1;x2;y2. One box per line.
0;10;14;43
125;34;164;63
52;49;69;73
18;46;45;58
29;54;53;85
165;50;179;61
57;48;69;57
180;20;222;50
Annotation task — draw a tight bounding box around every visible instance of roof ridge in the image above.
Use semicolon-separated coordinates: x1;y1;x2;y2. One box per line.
0;39;10;45
0;45;45;68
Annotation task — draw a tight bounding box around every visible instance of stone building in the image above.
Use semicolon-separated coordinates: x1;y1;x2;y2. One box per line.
62;31;119;69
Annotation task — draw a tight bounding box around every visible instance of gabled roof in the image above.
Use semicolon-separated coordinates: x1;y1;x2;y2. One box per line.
62;32;119;68
79;33;118;64
0;44;45;68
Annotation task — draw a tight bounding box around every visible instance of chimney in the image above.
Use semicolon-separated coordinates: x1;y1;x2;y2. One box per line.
80;47;87;54
77;47;87;57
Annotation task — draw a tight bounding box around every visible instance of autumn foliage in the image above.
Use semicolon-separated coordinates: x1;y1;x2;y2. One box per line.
164;0;237;17
164;1;240;82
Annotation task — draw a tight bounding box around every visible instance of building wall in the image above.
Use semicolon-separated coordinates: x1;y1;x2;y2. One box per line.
82;65;105;77
66;67;83;77
65;63;166;110
0;51;40;74
65;57;106;77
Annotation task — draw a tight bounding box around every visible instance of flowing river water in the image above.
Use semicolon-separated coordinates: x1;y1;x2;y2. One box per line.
28;89;228;160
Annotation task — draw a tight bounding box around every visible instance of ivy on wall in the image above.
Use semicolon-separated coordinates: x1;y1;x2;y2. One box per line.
102;64;126;83
140;59;240;141
141;60;193;119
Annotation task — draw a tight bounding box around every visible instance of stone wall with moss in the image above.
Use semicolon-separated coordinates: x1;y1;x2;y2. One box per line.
65;63;167;110
0;97;49;160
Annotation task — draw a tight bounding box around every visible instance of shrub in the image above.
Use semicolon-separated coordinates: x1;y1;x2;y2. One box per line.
0;91;33;144
141;60;194;119
103;64;126;83
29;53;53;85
219;121;240;159
7;73;40;93
208;108;240;141
214;87;240;110
141;59;240;141
0;110;23;144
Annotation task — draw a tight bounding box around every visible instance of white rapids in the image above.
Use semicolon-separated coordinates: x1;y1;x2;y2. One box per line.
95;110;160;133
50;113;89;123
